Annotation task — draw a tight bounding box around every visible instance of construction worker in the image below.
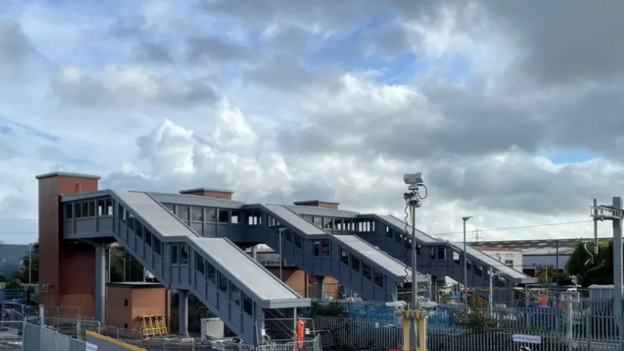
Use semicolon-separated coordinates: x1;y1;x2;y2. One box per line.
296;319;305;349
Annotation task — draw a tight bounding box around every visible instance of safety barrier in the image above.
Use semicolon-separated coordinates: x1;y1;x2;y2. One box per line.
86;330;147;351
22;322;86;351
135;314;168;337
256;334;321;351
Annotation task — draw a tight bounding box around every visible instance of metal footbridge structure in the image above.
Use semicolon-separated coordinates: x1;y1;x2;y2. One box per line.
60;190;423;344
53;172;536;343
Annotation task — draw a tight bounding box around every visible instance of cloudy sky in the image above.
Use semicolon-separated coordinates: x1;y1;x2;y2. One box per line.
0;0;622;245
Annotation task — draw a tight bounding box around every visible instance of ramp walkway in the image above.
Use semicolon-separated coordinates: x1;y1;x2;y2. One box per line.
68;191;309;344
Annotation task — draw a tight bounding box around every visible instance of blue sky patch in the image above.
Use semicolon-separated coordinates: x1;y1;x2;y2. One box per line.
539;148;598;164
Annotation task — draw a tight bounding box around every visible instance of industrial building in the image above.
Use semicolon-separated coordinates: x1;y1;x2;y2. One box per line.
35;171;535;344
470;239;582;276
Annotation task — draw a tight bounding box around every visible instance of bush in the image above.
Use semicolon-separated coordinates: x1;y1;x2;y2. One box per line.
308;301;347;317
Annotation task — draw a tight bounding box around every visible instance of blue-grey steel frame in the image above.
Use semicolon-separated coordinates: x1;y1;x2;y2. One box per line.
155;199;424;301
60;190;310;344
148;193;537;303
285;206;537;303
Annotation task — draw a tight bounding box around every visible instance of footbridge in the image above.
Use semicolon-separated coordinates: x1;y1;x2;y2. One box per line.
60;190;310;344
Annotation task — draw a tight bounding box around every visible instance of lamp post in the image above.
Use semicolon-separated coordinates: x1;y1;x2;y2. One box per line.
28;243;32;285
462;216;472;300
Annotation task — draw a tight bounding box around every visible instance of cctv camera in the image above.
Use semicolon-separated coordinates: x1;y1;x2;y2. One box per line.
403;173;424;186
385;300;407;312
420;300;438;310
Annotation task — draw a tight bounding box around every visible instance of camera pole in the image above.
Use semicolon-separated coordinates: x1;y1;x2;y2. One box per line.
402;173;430;351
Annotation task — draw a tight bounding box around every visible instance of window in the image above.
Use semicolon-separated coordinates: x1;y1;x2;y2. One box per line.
284;230;292;242
88;201;96;217
453;251;460;265
195;252;205;274
164;203;175;212
323;218;334;230
65;204;73;219
505;260;514;267
191;207;203;222
294;235;302;249
136;223;143;239
231;211;240;224
321;241;330;257
386;227;393;238
230;285;241;305
172;245;179;264
218;273;228;293
248;211;261;225
395;232;402;244
351;256;360;272
180;245;189;264
154;237;162;255
145;230;152;246
430;248;436;260
177;206;190;221
313;217;322;227
205;209;217;222
243;294;253;316
467;259;472;271
438;248;446;260
340;248;349;265
128;215;135;231
207;263;217;284
218;210;230;223
124;323;128;329
314;242;321;256
97;198;113;216
81;202;89;218
362;263;372;280
373;269;384;287
124;299;128;307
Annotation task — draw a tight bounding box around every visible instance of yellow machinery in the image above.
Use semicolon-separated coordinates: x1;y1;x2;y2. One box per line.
135;314;168;337
402;310;428;351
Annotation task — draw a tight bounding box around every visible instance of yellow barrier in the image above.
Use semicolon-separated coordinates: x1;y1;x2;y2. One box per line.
85;330;147;351
135;314;168;337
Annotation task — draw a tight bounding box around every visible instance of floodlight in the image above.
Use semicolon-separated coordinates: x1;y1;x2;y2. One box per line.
403;173;424;186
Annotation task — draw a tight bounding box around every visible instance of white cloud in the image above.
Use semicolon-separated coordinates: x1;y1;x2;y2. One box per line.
0;0;622;247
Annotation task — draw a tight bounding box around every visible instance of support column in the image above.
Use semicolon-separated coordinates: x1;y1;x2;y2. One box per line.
251;246;257;260
315;276;324;299
612;197;623;350
95;245;106;323
178;290;189;337
255;303;265;345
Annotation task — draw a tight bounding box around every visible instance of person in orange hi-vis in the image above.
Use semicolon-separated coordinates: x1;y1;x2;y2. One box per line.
296;319;305;349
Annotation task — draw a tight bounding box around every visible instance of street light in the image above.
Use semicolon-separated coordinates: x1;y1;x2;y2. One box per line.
462;216;472;300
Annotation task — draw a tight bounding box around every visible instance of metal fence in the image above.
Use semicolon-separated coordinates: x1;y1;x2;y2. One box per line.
307;298;624;351
22;322;86;351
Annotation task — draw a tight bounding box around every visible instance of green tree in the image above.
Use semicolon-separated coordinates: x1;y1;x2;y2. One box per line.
17;242;38;284
536;265;556;284
5;278;23;289
566;240;613;286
